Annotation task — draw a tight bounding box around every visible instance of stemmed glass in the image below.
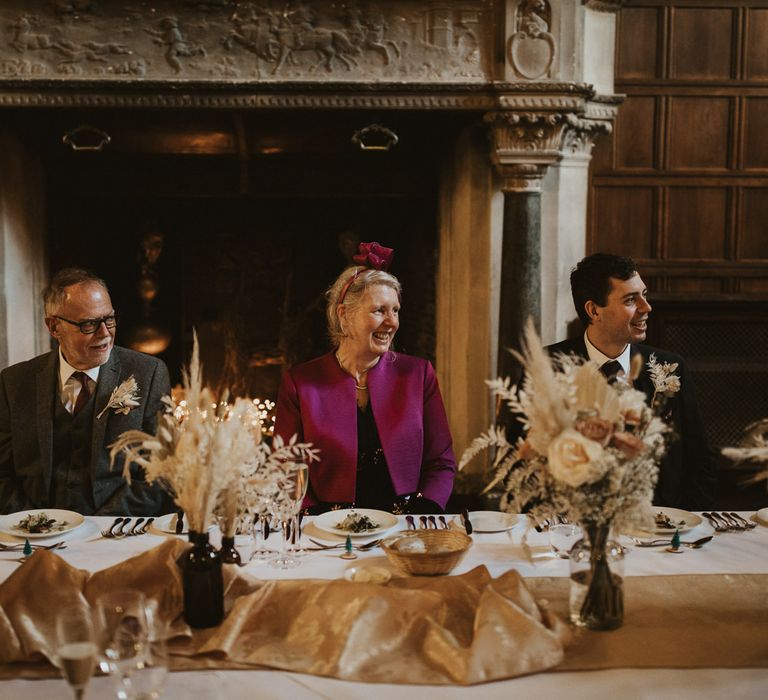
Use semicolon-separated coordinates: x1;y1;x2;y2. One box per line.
269;462;309;569
95;589;149;700
127;599;168;700
56;603;99;700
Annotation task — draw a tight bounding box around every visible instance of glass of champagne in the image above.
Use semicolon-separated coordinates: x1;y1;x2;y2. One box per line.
56;603;98;700
270;461;309;569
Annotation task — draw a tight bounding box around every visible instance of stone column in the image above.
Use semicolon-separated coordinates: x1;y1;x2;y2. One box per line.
486;111;573;381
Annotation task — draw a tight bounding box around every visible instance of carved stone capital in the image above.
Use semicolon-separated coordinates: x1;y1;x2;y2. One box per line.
583;0;629;13
560;115;613;157
485;110;576;189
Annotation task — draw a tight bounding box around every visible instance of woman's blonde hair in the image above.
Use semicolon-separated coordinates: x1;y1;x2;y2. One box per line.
326;266;401;347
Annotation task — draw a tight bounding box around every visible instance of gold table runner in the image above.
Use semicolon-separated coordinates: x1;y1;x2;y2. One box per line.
0;540;765;685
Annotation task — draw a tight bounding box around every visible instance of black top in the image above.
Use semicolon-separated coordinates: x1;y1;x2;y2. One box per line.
354;403;396;510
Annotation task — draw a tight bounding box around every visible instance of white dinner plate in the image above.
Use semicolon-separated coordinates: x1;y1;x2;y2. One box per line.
313;508;398;538
650;507;702;534
0;509;85;539
452;511;519;533
756;507;768;526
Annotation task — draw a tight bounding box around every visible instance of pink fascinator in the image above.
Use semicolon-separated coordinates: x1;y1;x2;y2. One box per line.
352;241;394;271
339;241;395;303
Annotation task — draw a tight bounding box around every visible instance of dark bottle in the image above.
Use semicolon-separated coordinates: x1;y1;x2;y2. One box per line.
219;535;242;566
182;530;224;628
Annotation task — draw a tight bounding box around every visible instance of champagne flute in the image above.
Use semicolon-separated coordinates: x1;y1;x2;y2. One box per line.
56;603;98;700
270;462;309;569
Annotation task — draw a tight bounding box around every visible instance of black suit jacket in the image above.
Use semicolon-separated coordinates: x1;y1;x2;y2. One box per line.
545;336;716;510
0;346;172;516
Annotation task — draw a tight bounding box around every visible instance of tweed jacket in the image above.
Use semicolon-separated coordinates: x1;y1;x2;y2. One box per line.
275;352;456;509
0;346;171;516
546;336;716;510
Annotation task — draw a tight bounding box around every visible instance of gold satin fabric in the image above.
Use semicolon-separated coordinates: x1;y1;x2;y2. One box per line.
0;540;765;684
0;540;567;684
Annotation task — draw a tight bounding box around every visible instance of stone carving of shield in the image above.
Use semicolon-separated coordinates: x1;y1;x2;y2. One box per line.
508;31;556;80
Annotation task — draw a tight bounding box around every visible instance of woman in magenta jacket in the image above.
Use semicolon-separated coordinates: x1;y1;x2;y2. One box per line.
275;242;456;514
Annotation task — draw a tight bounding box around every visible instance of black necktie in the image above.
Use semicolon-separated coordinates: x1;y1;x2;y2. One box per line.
599;360;622;383
72;371;92;415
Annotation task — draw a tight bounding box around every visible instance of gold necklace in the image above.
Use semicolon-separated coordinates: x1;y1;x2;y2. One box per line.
336;352;371;391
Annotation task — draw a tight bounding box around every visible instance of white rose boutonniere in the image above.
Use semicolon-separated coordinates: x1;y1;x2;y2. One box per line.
547;428;607;487
97;376;141;419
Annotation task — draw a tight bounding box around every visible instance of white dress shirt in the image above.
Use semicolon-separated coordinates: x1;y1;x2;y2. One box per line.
58;350;101;414
583;331;631;380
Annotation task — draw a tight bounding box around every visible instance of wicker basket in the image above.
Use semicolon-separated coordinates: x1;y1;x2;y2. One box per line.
380;529;472;576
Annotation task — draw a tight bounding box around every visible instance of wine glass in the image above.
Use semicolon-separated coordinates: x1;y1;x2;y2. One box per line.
270;462;309;569
95;589;149;700
128;599;168;700
56;603;98;700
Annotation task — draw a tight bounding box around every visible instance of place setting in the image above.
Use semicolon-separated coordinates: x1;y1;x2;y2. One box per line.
0;509;90;562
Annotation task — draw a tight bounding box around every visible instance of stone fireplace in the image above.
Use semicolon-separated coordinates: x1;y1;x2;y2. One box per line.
0;0;624;483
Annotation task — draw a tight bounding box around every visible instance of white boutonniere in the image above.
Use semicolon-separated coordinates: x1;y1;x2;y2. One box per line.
646;353;681;411
97;376;141;419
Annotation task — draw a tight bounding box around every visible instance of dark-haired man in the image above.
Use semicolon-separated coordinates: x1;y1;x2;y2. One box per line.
0;268;171;515
547;253;715;510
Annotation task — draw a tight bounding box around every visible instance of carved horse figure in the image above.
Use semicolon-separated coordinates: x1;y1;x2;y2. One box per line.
270;17;359;74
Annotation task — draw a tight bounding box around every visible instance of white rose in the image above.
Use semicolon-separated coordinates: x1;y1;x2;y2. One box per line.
547;428;606;487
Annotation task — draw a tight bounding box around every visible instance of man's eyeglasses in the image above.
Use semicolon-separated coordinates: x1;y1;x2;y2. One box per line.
54;314;117;335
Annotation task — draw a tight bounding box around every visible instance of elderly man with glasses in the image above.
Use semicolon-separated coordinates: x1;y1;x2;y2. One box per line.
0;268;171;516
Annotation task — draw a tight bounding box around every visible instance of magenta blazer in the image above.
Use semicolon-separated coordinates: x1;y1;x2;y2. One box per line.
275;352;456;509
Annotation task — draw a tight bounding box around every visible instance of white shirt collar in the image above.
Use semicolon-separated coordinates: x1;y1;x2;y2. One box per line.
583;331;631;377
58;349;101;388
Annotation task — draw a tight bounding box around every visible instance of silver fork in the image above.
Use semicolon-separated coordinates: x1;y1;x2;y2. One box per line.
128;518;145;536
114;518;132;537
702;512;728;532
728;512;756;530
716;512;743;530
101;517;125;537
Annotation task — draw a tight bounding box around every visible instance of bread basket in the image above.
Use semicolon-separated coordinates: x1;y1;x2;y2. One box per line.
380;529;472;576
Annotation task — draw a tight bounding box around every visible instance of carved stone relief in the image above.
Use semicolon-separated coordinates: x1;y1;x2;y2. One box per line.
508;0;556;81
0;1;491;82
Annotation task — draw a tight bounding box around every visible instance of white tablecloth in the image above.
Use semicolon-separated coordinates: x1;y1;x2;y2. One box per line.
1;512;766;699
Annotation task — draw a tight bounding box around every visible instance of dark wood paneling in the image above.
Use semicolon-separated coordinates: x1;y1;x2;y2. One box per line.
668;96;731;169
743;97;768;168
617;7;660;79
591;187;655;258
741;278;768;292
667;187;729;259
589;1;768;297
667;277;724;293
746;9;768;80
615;96;657;169
671;8;734;79
741;188;768;258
